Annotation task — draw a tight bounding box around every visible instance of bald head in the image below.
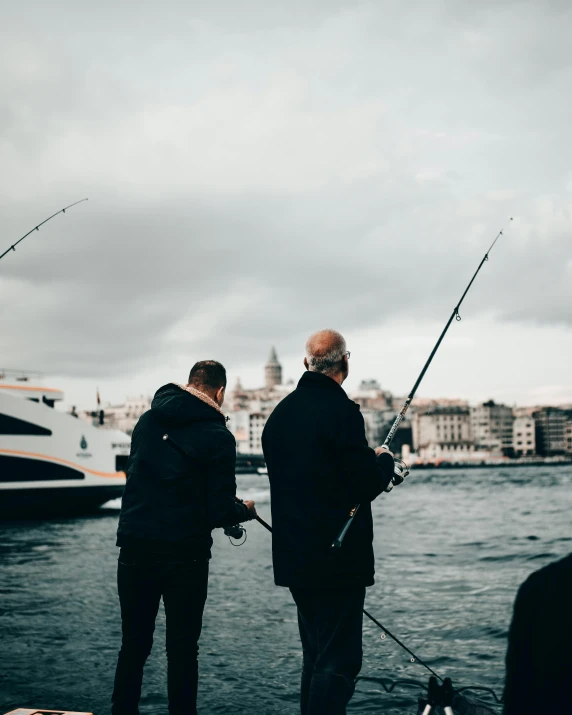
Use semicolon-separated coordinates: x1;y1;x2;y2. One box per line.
304;329;348;382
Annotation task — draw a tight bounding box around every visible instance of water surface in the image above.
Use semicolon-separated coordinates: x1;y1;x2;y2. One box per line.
1;466;571;714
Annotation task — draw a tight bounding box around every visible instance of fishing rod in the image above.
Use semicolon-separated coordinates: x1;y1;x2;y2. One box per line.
162;432;446;683
0;198;88;262
332;219;513;550
363;608;443;680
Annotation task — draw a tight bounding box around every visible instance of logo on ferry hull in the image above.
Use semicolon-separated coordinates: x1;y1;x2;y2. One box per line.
80;435;88;450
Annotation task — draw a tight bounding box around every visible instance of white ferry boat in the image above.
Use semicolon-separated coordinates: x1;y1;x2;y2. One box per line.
0;369;129;517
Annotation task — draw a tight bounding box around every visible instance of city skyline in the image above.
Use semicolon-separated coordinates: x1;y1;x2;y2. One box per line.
71;344;572;413
76;347;572;461
31;331;570;413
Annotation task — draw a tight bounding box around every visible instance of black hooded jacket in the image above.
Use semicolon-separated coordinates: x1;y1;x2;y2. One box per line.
262;371;394;588
116;383;250;558
503;553;572;714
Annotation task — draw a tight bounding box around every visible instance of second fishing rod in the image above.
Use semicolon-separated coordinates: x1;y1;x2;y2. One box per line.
331;219;512;550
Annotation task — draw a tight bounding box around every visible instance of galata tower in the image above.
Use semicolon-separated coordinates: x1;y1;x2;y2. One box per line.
264;346;282;390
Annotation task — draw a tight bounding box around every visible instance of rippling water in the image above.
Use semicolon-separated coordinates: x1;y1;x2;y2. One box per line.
1;466;571;715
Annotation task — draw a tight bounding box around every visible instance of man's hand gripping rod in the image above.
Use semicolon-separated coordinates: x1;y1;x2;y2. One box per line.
331;220;512;550
162;434;272;533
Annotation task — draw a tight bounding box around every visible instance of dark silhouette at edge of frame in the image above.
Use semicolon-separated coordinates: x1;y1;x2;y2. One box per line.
503;552;572;714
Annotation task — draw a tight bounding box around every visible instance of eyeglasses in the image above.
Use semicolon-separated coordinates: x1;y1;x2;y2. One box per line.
345;351;351;359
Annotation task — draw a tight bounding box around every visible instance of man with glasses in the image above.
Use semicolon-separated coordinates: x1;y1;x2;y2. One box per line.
262;329;395;715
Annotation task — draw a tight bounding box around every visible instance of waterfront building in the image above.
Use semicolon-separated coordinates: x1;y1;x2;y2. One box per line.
412;404;474;462
227;347;294;454
532;407;568;456
351;380;393;411
78;395;151;435
513;416;536;457
229;409;249;454
471;400;515;456
229;409;268;454
248;412;266;454
410;397;469;409
565;421;572;455
350;380;411;455
360;408;387;447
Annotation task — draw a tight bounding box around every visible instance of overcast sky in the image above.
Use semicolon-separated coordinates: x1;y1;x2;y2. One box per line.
1;0;571;410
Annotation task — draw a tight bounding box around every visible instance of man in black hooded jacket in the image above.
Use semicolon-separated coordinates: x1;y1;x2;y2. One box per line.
111;360;256;715
262;329;396;715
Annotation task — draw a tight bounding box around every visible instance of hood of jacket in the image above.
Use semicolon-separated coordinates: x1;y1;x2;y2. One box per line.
151;383;225;426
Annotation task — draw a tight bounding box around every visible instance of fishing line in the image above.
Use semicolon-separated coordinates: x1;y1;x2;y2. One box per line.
363;609;444;680
162;432;503;712
233;508;487;696
162;432;445;682
332;219;514;550
226;528;248;546
1;198;89;262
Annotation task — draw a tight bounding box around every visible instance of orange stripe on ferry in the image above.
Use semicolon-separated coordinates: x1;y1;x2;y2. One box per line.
0;384;62;393
0;448;125;478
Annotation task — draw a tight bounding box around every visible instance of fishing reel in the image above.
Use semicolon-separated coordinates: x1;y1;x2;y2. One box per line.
384;458;410;492
224;523;247;545
393;458;410;482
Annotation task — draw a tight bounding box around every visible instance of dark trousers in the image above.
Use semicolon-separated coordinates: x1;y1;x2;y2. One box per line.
290;586;366;715
111;550;209;715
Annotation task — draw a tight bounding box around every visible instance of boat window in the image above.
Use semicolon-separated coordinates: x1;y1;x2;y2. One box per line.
0;455;84;481
0;414;52;436
116;455;129;472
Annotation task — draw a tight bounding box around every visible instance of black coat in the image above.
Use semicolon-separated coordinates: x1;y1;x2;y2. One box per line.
117;383;250;558
262;371;394;588
503;553;572;714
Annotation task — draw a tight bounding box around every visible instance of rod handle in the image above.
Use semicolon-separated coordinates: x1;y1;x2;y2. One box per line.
331;504;360;549
254;515;273;533
235;496;273;533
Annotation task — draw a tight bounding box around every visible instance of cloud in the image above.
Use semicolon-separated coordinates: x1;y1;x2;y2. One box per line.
1;0;571;397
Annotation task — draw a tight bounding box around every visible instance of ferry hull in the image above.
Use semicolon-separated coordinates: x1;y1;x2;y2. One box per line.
1;385;129;520
0;484;124;518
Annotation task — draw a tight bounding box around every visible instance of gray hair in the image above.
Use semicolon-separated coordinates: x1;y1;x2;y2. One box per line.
305;329;347;375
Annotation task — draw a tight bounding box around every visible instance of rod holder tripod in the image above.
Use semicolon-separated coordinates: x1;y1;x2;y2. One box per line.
421;676;454;715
